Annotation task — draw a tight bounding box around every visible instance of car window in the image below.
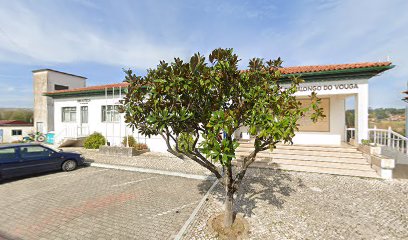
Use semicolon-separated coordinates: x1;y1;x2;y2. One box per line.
20;146;53;159
0;148;17;163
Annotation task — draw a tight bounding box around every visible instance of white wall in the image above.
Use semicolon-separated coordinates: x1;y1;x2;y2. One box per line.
53;95;168;152
0;126;34;143
292;95;346;145
287;78;368;145
52;78;370;151
33;70;86;133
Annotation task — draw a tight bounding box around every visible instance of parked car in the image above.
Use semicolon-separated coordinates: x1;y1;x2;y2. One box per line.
0;143;85;180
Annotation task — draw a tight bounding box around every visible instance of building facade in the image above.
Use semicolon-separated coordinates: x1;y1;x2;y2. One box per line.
33;69;86;133
41;62;394;152
0;120;34;143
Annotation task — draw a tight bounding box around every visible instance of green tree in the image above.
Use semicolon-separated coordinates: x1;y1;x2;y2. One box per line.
375;108;389;120
122;48;323;227
346;110;355;128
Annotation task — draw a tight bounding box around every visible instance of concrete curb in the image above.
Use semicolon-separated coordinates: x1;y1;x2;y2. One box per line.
88;162;216;181
174;180;219;240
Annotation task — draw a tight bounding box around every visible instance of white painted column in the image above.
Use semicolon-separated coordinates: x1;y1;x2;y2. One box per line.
355;83;369;143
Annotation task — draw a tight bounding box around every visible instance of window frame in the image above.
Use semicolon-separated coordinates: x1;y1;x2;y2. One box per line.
62;107;77;123
11;129;23;136
0;147;18;163
101;105;120;123
80;106;88;124
19;145;55;159
54;84;69;91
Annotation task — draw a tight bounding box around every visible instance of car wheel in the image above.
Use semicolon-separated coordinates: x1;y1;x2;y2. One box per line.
62;160;77;172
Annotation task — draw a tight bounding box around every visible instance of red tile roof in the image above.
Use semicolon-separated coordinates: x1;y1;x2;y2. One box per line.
279;61;392;74
45;61;392;96
0;120;33;126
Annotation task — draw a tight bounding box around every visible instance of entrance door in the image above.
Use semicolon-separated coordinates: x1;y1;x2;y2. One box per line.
79;106;88;136
0;129;3;143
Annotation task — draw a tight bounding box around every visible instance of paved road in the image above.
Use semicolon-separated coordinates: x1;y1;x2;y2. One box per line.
0;167;212;240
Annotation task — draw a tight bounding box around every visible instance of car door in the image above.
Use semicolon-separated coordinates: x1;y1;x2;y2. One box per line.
0;147;23;179
19;145;61;175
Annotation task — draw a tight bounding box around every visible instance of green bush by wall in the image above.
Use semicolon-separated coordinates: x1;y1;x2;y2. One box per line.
84;132;106;149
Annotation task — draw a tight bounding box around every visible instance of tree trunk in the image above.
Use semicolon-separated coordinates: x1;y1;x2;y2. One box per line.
223;189;234;228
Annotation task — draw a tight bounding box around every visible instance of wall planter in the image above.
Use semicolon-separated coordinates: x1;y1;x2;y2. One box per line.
358;144;395;179
99;146;149;157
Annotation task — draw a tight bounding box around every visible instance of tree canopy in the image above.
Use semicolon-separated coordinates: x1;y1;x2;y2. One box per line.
122;48;324;227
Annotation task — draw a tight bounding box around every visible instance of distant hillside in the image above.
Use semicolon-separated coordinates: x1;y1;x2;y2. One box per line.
0;108;33;123
346;108;406;135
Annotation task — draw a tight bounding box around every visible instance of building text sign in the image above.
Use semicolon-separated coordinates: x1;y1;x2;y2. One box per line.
77;99;91;104
297;83;358;92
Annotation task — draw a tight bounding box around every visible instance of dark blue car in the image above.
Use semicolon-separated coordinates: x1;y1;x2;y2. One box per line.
0;143;85;180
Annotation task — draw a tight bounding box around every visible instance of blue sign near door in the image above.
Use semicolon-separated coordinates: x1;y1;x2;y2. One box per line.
0;129;3;143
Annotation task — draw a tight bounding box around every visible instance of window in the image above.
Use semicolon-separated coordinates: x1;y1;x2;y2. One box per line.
11;129;22;136
0;148;17;162
80;106;88;124
20;146;52;159
62;107;77;122
55;84;69;90
102;105;120;122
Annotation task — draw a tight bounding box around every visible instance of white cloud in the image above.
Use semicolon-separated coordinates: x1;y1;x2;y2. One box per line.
0;0;406;108
0;1;189;69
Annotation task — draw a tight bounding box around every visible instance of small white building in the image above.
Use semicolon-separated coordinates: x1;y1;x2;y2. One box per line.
0;120;34;143
40;61;394;152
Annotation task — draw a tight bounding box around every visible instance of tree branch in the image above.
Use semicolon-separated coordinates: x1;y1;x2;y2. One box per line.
232;140;278;192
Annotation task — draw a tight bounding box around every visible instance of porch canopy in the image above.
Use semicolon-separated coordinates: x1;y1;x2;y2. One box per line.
236;61;394;145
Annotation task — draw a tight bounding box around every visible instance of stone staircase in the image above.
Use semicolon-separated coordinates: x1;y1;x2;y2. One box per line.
235;141;379;178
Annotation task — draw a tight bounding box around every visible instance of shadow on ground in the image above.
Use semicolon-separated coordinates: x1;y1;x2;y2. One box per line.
0;165;91;184
196;168;305;217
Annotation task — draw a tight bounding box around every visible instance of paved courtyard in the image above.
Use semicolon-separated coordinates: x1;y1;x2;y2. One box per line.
1;149;408;240
0;167;213;240
66;147;213;177
183;169;408;240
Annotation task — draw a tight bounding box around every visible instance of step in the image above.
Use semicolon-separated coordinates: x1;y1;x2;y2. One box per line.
257;158;371;170
234;161;379;178
236;148;365;158
237;143;358;153
236;152;367;163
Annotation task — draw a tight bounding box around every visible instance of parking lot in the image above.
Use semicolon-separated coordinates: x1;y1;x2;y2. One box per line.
0;167;213;240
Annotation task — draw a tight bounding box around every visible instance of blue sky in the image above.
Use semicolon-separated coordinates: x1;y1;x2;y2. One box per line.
0;0;407;108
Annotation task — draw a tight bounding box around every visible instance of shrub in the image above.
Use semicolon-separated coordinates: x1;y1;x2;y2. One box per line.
84;132;106;149
122;136;148;150
361;139;371;146
134;143;148;150
122;136;137;147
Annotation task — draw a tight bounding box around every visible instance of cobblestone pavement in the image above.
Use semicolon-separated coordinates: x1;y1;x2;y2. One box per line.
65;147;213;177
0;167;213;240
183;169;408;240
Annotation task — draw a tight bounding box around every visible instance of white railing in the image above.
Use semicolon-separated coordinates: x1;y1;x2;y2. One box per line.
347;126;408;155
369;126;408;154
54;125;90;144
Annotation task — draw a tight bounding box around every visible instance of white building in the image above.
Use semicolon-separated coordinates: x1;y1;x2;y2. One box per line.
0;120;34;143
40;62;394;152
33;69;86;133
